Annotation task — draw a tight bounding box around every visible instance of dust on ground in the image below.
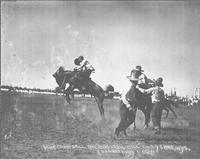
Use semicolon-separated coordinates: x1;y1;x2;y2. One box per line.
1;94;200;159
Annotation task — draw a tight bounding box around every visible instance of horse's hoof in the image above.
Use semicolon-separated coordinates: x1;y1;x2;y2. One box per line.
143;125;148;129
66;98;71;103
123;130;127;137
112;134;118;140
153;129;161;135
124;134;128;138
67;101;71;104
112;130;119;140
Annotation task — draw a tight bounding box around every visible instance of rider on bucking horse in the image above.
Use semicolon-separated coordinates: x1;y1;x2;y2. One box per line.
73;56;95;88
74;56;95;78
59;56;95;90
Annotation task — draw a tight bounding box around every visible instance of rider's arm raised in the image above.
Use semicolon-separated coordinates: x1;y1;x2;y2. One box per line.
76;59;87;70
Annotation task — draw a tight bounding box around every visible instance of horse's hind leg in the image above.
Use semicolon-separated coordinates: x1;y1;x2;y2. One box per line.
142;108;151;129
141;109;147;129
94;97;104;117
123;130;127;137
64;89;71;103
164;108;169;118
168;106;177;118
65;85;75;103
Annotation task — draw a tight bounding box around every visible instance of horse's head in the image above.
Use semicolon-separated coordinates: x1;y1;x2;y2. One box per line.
52;67;74;87
52;67;65;87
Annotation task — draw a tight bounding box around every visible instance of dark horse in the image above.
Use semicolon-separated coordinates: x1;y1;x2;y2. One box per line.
134;90;153;129
52;67;105;117
130;71;178;129
132;93;178;129
162;98;178;118
130;70;153;129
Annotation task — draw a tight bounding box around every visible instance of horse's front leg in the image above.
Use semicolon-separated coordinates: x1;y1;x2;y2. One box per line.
64;87;71;103
168;106;177;118
142;107;151;129
132;107;137;129
64;85;75;103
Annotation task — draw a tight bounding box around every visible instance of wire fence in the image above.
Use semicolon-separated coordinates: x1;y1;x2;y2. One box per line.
0;85;121;98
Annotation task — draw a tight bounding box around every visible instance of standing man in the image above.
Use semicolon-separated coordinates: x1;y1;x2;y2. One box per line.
114;73;139;137
136;77;165;134
131;65;148;89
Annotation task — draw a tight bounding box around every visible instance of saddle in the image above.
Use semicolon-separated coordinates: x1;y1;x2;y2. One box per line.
73;70;91;82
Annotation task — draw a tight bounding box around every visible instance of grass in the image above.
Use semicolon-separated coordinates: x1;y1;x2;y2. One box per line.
1;92;200;159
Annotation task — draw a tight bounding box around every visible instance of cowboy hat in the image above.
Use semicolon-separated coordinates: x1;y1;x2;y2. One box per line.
78;55;84;61
135;65;144;72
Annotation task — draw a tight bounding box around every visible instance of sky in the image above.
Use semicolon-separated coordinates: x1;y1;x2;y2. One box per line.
1;1;200;97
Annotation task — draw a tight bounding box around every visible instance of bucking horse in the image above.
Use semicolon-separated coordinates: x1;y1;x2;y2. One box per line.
52;67;105;117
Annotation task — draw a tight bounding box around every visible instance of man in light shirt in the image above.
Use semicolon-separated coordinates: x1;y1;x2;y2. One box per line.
114;73;139;137
136;77;165;134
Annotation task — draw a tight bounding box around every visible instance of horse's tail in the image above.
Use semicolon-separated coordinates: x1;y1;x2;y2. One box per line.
171;100;179;108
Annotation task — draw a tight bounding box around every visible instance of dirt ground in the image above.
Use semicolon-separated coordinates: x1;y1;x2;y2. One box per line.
1;93;200;159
